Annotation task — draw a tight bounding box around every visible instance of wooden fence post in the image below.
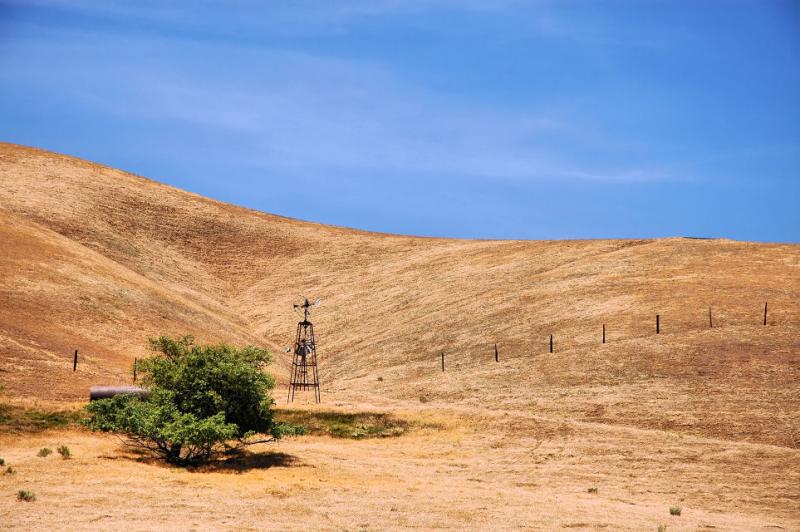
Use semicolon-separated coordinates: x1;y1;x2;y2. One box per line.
549;334;553;353
441;352;445;372
708;307;712;328
602;324;606;344
133;358;137;382
656;314;660;334
764;302;768;326
73;350;78;372
494;343;499;362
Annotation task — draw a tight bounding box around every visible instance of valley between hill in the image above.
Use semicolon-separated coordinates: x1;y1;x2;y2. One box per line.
1;143;798;530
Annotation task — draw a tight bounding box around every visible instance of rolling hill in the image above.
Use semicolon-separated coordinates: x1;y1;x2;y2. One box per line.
1;142;799;529
1;142;799;444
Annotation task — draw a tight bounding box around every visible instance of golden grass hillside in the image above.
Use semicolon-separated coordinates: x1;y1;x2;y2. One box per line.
1;142;798;442
1;143;798;530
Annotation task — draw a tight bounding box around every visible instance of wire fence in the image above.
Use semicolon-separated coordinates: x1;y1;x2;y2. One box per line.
432;301;792;371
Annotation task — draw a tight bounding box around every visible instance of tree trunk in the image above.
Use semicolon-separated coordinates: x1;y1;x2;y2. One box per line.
167;444;183;463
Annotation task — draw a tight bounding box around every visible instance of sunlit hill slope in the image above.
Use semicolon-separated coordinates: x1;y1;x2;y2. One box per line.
0;142;798;448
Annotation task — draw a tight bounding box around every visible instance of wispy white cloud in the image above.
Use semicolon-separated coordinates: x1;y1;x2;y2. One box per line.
3;0;668;48
120;47;665;183
6;29;669;182
0;7;673;184
2;0;525;35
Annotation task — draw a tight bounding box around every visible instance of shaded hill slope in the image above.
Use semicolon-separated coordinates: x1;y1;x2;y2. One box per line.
1;142;798;446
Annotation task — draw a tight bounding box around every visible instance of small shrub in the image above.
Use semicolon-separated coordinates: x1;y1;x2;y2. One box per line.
17;490;36;502
4;467;15;475
37;447;52;458
419;395;429;404
377;376;383;382
587;487;598;494
658;524;667;532
56;445;71;459
669;506;681;516
0;457;4;466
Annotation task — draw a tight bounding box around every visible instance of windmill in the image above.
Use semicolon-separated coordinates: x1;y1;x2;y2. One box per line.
287;297;321;403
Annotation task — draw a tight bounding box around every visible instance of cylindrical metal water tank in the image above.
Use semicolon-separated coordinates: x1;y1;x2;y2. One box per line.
89;386;149;401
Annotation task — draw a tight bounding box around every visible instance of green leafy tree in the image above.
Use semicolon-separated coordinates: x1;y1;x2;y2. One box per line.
85;335;283;465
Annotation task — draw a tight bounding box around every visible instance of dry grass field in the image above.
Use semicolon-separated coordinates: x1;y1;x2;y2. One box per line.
1;142;798;530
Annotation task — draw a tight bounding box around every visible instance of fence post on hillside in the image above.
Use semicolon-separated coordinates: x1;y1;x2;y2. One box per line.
602;324;606;344
708;307;713;328
494;343;499;363
441;352;445;372
656;314;660;334
549;334;553;354
764;302;768;326
133;357;137;382
73;349;78;371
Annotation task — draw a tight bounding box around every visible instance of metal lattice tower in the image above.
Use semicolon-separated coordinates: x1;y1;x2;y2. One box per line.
287;298;321;403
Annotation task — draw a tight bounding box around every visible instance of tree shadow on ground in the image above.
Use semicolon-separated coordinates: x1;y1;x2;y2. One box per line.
192;451;303;474
100;447;303;473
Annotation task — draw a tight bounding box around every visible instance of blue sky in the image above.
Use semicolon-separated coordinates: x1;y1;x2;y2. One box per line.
1;1;798;241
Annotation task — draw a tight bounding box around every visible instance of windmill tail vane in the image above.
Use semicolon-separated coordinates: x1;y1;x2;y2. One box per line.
293;297;321;322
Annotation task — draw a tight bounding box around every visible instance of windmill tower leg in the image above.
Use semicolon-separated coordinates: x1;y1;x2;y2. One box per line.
309;323;320;403
288;322;304;402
